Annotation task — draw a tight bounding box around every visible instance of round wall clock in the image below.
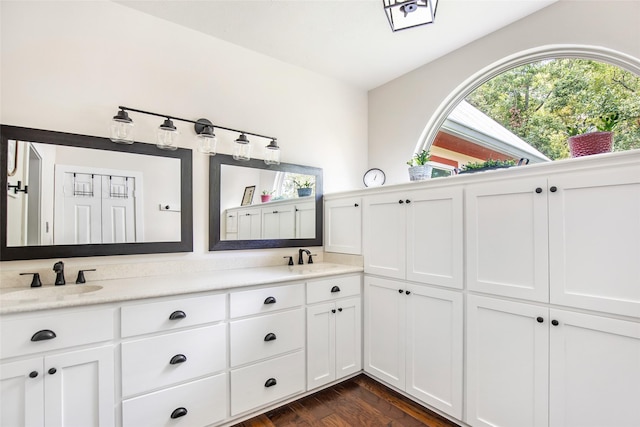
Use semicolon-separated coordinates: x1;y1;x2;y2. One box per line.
363;168;386;187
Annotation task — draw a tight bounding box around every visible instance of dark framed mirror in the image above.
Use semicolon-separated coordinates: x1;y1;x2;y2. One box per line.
209;155;323;250
1;125;193;260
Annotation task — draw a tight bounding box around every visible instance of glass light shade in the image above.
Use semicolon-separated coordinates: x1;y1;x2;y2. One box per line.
383;0;438;32
197;133;218;155
110;110;134;144
157;119;179;151
264;139;280;165
233;134;251;161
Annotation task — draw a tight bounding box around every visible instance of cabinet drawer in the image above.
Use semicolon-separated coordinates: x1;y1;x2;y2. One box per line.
230;283;303;318
122;373;227;427
121;293;225;338
0;307;114;359
230;350;305;416
307;275;361;304
230;309;304;367
121;324;226;397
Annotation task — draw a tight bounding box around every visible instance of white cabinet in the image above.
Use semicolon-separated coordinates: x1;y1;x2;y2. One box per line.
466;294;640;427
295;201;316;238
324;197;362;255
237;207;262;239
466;165;640;315
364;276;463;419
0;307;115;427
306;275;362;392
364;187;463;289
262;204;295;239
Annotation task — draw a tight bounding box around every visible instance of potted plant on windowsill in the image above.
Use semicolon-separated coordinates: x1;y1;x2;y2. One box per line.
295;179;314;197
407;149;432;181
261;190;273;203
567;112;619;157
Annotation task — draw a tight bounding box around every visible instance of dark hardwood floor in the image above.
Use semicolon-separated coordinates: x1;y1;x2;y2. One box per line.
232;375;460;427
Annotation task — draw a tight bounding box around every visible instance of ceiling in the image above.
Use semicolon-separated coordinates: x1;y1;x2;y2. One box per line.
115;0;558;90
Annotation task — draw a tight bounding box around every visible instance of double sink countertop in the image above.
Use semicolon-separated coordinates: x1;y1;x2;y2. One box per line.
0;263;363;315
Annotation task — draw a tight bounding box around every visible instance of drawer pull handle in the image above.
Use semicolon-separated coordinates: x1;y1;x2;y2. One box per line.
264;333;277;342
170;354;187;365
537;317;544;323
330;286;340;293
535;187;543;194
264;378;277;388
170;407;188;419
48;368;57;375
264;296;277;304
169;310;186;320
31;329;56;342
338;308;343;312
29;371;39;378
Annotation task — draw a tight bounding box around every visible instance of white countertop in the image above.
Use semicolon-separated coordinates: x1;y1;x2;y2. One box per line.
0;263;363;315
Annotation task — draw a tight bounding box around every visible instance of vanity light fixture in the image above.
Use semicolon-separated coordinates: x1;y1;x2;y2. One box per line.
110;106;279;163
383;0;438;32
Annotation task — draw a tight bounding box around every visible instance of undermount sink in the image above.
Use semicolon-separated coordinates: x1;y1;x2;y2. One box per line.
288;263;340;274
2;285;103;301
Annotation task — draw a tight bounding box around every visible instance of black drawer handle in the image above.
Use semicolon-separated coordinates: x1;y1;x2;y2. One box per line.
398;289;404;294
537;317;544;323
264;296;276;304
169;310;186;320
29;371;39;378
331;309;336;313
338;308;343;312
170;407;188;419
330;286;340;293
551;319;559;326
48;368;57;375
405;290;411;295
264;333;277;342
265;378;277;388
550;186;558;192
170;354;187;365
31;329;56;342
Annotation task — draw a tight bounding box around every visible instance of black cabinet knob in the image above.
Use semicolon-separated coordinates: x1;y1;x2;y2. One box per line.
31;329;56;342
354;203;359;207
405;290;411;295
535;187;542;194
536;317;544;323
48;368;57;375
170;407;188;419
330;285;341;293
550;186;557;192
29;371;38;378
398;200;404;204
338;308;343;312
264;333;277;342
406;199;411;204
169;310;186;320
551;319;559;326
169;354;187;365
264;378;277;388
264;296;277;304
331;309;336;314
398;289;403;293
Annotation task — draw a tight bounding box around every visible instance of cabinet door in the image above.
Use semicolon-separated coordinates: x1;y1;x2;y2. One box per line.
324;197;362;255
466;295;549;427
549;309;640;427
363;276;405;389
238;208;261;239
295;201;316;239
262;205;295;239
466;177;549;302
406;285;463;419
306;301;336;389
406;187;463;288
548;166;640;317
44;345;114;427
334;296;362;380
363;194;406;279
0;358;44;427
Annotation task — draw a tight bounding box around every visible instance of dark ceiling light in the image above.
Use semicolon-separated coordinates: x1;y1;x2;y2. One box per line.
383;0;438;32
110;106;278;161
110;108;135;144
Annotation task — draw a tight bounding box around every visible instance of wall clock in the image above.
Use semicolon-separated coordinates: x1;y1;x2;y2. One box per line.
363;168;386;187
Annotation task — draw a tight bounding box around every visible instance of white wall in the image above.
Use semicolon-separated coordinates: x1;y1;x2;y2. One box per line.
0;0;367;270
369;0;640;184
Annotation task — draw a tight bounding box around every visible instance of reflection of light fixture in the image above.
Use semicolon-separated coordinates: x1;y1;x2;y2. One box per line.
109;106;278;161
264;139;280;165
233;133;251;161
383;0;438;32
157;118;179;151
110;108;135;144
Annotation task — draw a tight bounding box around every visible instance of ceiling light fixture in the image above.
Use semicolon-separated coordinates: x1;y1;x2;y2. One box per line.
383;0;438;32
110;106;279;163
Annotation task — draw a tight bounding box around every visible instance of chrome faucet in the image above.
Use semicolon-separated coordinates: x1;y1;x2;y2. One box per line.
53;261;65;286
298;248;311;265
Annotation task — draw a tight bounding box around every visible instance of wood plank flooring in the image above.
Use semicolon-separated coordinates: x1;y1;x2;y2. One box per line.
232;375;460;427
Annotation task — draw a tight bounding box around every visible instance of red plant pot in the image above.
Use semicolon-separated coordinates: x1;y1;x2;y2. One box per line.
568;132;613;158
261;195;271;203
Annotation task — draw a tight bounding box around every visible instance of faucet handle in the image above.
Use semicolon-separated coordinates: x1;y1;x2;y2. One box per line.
76;269;96;284
283;256;294;266
20;273;42;288
308;254;317;264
